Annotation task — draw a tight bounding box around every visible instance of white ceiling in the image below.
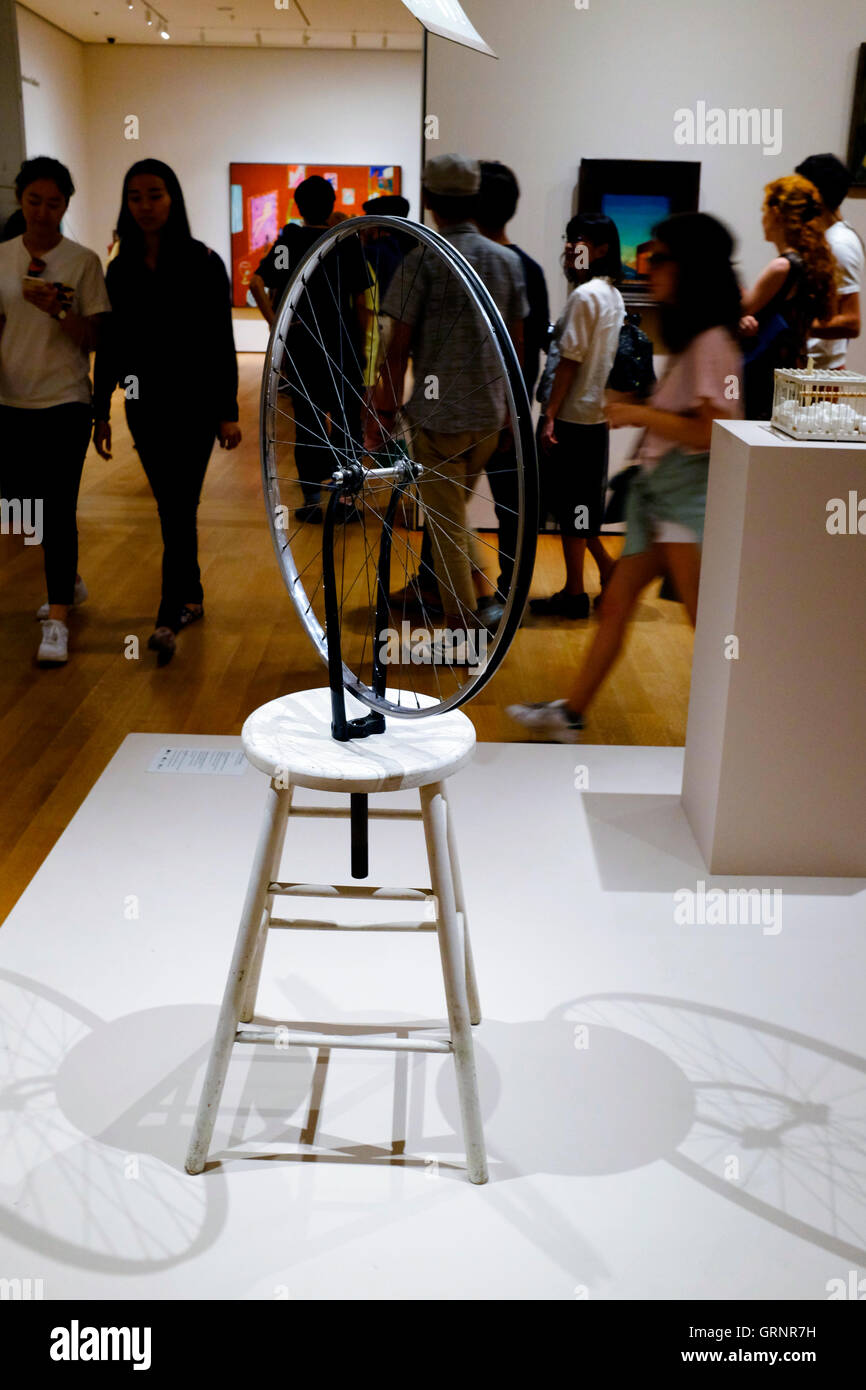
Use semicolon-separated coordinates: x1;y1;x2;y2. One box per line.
22;0;424;47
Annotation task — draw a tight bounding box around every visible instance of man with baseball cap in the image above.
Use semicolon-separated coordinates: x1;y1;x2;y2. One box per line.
369;154;528;645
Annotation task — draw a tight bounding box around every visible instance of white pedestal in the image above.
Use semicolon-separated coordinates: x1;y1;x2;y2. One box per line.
682;420;866;876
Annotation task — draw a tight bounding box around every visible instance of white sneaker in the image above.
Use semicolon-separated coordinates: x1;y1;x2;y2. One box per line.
506;699;584;743
413;633;489;671
36;577;88;621
37;618;69;665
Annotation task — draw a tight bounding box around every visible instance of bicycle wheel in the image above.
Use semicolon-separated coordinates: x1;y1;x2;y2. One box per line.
565;994;866;1263
261;215;538;719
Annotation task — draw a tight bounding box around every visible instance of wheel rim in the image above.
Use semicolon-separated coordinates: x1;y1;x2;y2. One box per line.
260;215;538;717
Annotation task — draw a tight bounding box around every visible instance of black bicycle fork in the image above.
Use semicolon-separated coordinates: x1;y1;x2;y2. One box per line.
321;475;404;879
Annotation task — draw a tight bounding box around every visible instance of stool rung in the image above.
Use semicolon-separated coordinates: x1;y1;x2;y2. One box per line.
235;1025;452;1054
290;806;423;821
269;882;431;902
268;916;437;932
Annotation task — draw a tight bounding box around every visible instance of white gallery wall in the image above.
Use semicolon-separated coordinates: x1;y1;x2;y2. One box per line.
427;0;866;373
16;5;91;248
79;43;422;262
12;1;866;370
15;9;421;350
80;43;421;348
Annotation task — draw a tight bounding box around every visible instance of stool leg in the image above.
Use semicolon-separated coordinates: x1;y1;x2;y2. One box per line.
440;780;481;1026
239;783;293;1023
420;782;488;1185
186;782;291;1175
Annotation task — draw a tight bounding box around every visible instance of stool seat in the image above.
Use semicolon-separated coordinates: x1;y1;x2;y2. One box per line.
242;687;476;793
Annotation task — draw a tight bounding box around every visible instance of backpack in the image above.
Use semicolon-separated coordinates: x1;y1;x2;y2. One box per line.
607;311;656;397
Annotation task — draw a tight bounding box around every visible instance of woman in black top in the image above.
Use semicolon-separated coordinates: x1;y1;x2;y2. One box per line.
740;175;837;419
93;159;240;664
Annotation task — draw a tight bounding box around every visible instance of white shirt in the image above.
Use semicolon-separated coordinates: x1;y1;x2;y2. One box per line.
556;276;625;425
807;221;864;370
0;235;111;408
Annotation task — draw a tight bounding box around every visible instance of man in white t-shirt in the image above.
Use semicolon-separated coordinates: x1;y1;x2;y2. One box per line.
795;153;863;369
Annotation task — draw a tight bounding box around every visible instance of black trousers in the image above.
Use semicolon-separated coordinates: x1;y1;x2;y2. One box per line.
126;403;216;630
485;433;520;600
540;418;609;537
287;358;363;505
0;401;92;606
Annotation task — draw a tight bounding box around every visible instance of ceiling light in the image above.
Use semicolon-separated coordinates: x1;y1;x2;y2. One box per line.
145;8;153;24
398;1;496;57
160;27;170;39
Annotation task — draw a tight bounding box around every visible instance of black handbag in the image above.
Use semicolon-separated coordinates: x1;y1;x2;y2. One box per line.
607;311;656;397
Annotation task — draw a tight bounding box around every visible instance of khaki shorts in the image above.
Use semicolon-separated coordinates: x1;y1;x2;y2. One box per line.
412;426;499;619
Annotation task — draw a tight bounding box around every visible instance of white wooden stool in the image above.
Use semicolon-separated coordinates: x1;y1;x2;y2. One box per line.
185;687;488;1183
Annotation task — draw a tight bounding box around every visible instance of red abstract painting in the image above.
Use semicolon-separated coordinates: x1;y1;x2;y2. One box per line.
230;162;402;307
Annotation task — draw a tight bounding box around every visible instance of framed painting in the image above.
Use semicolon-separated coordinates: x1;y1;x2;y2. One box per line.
577;159;701;292
847;44;866;189
229;162;402;307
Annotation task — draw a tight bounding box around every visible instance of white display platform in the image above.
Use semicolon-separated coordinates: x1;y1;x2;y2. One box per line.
233;315;270;354
683;420;866;876
0;733;864;1300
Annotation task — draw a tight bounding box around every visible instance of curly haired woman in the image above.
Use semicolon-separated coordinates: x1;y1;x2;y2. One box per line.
740;174;837;418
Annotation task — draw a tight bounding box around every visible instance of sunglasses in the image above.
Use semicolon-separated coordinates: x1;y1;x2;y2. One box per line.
648;252;674;268
27;257;47;277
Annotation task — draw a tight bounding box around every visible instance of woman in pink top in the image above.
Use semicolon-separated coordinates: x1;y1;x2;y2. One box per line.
509;212;743;742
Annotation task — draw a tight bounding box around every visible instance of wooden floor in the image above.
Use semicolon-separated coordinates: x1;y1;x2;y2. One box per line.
0;354;694;921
